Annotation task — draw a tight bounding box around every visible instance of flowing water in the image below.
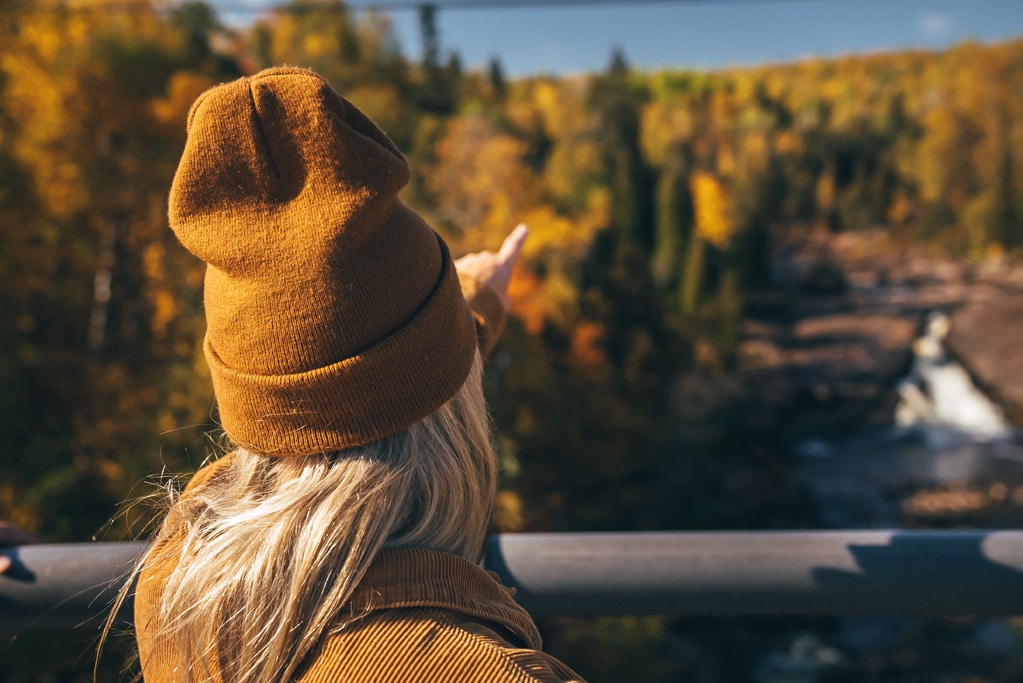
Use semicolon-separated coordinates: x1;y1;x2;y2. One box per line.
894;312;1014;447
793;311;1023;528
757;311;1023;683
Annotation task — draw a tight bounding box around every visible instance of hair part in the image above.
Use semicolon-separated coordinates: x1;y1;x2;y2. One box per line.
108;351;495;683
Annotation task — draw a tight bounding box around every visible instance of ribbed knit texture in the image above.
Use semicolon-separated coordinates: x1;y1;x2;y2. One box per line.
297;549;584;683
169;67;477;455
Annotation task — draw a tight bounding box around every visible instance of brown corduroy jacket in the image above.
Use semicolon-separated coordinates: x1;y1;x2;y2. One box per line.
134;276;584;682
294;549;584;683
137;506;583;682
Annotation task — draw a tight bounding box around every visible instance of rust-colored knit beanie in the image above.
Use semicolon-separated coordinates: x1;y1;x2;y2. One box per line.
169;67;477;456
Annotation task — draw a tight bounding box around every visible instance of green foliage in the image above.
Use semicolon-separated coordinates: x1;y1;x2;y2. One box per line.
651;143;693;291
589;50;655;250
541;616;693;683
678;232;705;315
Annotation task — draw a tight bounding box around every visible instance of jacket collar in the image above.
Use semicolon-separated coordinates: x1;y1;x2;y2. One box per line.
348;547;542;648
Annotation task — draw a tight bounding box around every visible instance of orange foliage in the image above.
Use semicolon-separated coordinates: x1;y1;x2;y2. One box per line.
570;321;608;367
507;269;547;335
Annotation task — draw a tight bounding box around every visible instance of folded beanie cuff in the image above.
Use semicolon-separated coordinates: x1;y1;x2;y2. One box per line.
207;237;478;456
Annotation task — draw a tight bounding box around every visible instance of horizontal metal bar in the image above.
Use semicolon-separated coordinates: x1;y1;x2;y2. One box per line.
3;531;1023;631
0;542;145;631
486;531;1023;617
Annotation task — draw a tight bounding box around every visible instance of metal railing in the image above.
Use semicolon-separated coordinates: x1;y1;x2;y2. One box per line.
3;530;1023;631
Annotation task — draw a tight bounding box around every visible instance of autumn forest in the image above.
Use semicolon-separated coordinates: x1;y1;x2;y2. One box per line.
2;0;1022;679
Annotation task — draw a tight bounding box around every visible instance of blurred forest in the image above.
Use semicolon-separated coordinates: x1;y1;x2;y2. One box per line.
1;0;1022;680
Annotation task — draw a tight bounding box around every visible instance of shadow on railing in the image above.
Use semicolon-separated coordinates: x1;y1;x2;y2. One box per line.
3;530;1023;631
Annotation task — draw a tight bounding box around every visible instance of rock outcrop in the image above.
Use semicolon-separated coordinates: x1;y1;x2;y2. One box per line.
735;312;919;442
947;294;1023;427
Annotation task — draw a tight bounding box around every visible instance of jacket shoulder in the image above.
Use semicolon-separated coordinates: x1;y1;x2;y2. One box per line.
298;607;585;683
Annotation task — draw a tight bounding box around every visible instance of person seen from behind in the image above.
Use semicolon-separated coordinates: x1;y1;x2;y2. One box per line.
121;67;585;682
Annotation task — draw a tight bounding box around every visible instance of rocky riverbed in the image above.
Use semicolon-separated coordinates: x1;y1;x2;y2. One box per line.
720;231;1023;683
819;230;1023;433
667;230;1023;530
555;231;1023;683
733;229;1023;447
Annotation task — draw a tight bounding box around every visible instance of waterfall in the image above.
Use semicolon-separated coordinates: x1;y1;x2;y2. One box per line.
895;312;1014;448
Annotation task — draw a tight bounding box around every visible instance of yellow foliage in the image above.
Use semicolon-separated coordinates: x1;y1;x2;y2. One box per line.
151;72;215;126
533;81;559;123
690;171;734;248
504;95;540;135
985;241;1006;261
772;129;801;155
494;490;525;532
639;99;694;167
507;264;582;337
505;79;563;136
347;84;403;135
429;115;537;250
740;132;769;173
586;186;612;224
709;90;735;132
544;139;602;203
1;0;167;217
142;243;166;282
918;103;960;203
815;172;835;210
97;457;125;486
304;33;330;58
151;291;179;339
716;143;736;177
0;485;40;532
547;269;582;323
519;205;595;261
639;101;671;167
521;76;588;141
886;191;914;226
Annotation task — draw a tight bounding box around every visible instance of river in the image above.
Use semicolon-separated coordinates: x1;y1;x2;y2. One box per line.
693;236;1023;681
753;310;1023;682
793;309;1022;529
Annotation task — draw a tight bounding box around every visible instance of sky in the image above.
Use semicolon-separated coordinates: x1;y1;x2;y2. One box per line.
213;0;1023;77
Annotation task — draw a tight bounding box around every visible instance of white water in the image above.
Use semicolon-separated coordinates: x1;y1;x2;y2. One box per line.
795;310;1021;528
894;312;1014;448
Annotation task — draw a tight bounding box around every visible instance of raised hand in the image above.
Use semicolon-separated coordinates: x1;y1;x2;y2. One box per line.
454;223;529;309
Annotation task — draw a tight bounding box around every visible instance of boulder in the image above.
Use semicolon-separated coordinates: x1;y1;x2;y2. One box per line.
732;312;919;441
779;313;919;438
947;296;1023;427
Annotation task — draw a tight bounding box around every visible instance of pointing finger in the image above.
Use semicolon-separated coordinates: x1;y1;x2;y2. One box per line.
498;223;528;262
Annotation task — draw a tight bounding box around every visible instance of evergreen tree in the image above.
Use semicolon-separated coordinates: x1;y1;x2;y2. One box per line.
589;48;654;251
487;56;507;102
651;143;694;293
417;2;457;114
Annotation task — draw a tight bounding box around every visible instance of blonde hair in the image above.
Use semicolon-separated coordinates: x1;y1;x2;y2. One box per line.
117;351;495;683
